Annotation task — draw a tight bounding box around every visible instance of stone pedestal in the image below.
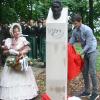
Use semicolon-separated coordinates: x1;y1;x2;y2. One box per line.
46;8;68;100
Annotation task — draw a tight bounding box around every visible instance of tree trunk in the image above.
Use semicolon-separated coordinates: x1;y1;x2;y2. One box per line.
89;0;94;31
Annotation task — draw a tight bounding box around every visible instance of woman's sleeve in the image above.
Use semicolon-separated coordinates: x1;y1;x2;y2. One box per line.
22;37;30;46
4;38;12;49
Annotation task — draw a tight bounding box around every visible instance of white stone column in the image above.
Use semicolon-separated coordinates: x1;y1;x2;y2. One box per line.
46;8;68;100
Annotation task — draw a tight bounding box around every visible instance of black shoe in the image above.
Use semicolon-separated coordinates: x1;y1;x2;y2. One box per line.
90;93;99;100
80;91;91;97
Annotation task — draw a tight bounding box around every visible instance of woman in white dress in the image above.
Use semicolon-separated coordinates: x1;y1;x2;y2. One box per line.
0;23;38;100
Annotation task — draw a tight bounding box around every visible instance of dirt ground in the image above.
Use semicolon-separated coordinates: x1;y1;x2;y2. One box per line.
0;67;99;100
36;71;100;100
67;72;100;100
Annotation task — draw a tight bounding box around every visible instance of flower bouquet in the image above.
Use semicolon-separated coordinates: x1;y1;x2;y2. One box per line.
6;56;34;71
6;56;21;71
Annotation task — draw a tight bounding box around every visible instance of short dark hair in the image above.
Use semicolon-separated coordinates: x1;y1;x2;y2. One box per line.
72;14;82;22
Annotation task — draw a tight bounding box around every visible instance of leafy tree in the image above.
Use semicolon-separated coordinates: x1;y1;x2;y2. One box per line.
1;6;18;24
0;0;100;37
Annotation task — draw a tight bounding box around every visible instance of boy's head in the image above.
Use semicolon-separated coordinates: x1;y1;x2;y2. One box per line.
72;14;82;28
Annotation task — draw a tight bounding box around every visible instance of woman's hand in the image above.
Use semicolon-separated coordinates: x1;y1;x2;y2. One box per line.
1;45;8;50
18;51;24;59
9;49;19;55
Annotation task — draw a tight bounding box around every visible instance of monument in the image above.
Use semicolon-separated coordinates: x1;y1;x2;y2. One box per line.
46;0;68;100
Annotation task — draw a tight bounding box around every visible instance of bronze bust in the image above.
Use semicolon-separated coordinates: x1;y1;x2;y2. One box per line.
51;0;63;20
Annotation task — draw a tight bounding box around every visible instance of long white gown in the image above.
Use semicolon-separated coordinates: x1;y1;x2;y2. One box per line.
0;37;38;100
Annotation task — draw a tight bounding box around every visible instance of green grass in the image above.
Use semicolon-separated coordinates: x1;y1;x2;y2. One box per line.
96;45;100;71
75;43;100;71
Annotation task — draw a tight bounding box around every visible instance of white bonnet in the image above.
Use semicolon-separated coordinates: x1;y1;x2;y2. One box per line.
9;23;22;36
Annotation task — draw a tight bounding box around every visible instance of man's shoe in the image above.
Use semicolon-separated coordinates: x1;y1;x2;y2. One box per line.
90;93;99;100
80;91;91;97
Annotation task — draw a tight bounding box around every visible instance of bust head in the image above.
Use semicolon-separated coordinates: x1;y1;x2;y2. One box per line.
51;0;63;20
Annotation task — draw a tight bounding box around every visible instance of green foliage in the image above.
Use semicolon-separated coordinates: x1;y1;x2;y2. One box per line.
14;0;30;21
96;45;100;71
94;0;100;19
62;0;89;23
31;1;49;20
0;0;100;34
1;6;18;24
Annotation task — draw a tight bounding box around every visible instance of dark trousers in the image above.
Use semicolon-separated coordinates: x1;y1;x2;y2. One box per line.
83;51;98;94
